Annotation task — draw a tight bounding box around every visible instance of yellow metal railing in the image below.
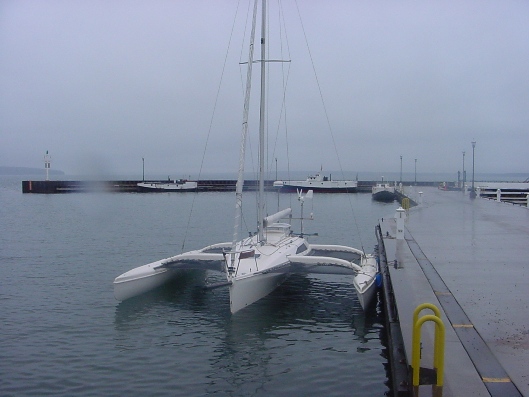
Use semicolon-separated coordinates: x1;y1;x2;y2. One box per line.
412;303;445;387
402;197;410;210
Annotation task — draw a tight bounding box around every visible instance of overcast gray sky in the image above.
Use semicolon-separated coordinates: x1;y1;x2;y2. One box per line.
1;0;528;178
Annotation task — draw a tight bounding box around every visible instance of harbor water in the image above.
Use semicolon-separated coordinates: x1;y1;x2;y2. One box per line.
1;176;396;396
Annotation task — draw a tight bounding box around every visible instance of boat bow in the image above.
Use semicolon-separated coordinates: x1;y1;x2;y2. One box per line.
113;243;230;301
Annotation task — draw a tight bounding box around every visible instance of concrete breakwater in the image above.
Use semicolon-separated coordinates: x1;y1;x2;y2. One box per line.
22;179;265;193
21;179;442;194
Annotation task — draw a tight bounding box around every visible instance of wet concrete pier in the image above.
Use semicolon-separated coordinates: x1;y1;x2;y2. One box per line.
378;186;528;396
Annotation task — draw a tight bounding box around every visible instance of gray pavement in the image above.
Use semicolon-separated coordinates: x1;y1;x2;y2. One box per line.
380;186;528;396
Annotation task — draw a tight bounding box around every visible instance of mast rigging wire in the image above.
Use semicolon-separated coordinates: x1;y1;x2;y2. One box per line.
293;0;365;253
181;0;243;253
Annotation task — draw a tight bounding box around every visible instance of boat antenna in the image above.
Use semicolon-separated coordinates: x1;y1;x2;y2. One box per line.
297;189;313;236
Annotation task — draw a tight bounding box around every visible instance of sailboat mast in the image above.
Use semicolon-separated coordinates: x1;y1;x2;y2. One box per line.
232;0;259;251
257;0;266;242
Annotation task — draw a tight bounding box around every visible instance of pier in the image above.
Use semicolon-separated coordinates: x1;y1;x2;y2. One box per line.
378;187;528;396
476;183;529;206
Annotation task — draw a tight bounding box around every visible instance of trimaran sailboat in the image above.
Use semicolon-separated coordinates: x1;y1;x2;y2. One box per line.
113;0;378;313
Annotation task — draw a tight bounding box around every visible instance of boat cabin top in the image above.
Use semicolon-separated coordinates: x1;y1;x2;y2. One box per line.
264;222;292;242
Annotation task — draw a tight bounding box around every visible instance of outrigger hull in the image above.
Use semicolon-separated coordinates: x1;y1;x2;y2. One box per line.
354;276;377;310
287;248;378;311
353;255;378;310
113;245;228;301
113;260;175;301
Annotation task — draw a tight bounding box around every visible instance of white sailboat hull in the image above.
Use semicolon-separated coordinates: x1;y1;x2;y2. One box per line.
113;260;175;301
353;255;378;310
113;245;227;301
229;272;289;313
288;248;378;311
226;225;307;313
354;276;376;311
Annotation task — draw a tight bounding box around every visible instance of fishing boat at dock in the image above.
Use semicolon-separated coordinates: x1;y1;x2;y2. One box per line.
372;177;396;202
137;179;197;192
274;171;358;193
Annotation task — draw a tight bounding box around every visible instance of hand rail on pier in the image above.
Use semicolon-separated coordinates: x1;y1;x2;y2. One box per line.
412;303;445;390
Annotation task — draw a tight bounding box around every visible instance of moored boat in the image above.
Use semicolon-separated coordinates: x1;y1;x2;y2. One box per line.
114;2;316;313
353;254;379;310
274;172;357;193
113;0;375;314
137;179;197;191
372;177;396;202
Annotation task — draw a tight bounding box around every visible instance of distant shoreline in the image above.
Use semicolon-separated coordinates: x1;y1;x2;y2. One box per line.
1;166;526;183
0;166;65;176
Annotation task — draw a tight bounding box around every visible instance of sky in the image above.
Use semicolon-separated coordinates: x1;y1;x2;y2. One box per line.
1;0;528;179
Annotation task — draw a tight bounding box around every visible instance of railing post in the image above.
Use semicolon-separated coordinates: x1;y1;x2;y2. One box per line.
395;207;406;240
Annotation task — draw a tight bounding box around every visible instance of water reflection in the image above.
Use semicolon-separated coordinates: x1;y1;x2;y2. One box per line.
112;260;388;395
113;270;216;328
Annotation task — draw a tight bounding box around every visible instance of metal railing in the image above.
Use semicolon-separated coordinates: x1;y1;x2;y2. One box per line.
412;303;445;389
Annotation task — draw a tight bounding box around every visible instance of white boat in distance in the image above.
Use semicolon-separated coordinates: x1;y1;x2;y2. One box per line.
137;179;197;191
372;177;396;202
274;172;358;193
114;0;377;313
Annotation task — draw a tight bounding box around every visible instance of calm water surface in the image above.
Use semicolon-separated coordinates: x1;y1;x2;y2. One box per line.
1;177;397;396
